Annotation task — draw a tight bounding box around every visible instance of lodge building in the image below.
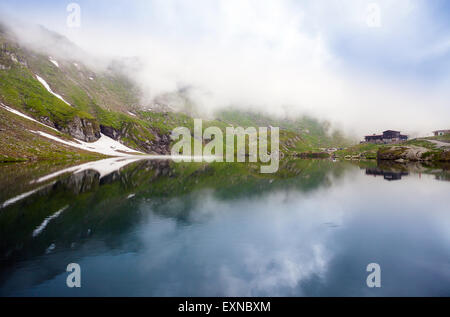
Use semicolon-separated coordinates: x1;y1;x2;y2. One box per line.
364;130;408;144
433;130;450;136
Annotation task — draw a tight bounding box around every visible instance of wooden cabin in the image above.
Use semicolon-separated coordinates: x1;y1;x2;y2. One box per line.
364;130;408;144
433;130;450;136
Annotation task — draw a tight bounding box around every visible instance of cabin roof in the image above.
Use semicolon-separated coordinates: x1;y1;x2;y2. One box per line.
433;129;450;133
365;132;408;138
365;134;383;138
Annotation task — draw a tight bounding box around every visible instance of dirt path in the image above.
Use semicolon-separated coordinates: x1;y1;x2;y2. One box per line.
419;139;450;148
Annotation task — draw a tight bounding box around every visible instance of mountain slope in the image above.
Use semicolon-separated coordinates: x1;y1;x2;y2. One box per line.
0;23;169;154
0;21;353;161
0;105;105;162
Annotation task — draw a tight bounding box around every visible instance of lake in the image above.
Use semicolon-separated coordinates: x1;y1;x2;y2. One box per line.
0;158;449;296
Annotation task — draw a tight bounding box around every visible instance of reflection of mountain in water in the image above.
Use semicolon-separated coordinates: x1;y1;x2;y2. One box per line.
1;158;449;296
365;168;409;181
0;158;349;293
434;173;450;182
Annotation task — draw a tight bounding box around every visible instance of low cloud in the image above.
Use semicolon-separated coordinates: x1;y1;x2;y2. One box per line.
1;0;449;136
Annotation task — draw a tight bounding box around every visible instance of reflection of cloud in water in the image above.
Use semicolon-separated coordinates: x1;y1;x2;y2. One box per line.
135;189;344;296
2;161;450;296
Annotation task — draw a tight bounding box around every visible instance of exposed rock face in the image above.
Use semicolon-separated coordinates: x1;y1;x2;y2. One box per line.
378;146;450;162
100;124;171;155
59;116;100;142
378;146;428;161
100;125;120;140
145;132;171;155
39;116;56;129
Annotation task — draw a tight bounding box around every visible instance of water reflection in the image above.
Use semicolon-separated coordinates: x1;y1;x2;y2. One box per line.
365;168;409;181
0;159;449;296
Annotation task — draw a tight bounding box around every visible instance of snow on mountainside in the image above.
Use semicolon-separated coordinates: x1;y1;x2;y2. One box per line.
0;21;174;156
1;102;142;157
48;57;59;68
0;20;353;162
29;131;143;157
1;103;59;132
35;74;71;106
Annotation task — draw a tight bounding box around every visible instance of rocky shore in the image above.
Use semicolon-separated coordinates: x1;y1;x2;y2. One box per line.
378;145;450;162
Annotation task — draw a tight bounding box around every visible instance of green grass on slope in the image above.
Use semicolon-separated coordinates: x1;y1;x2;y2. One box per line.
335;143;383;158
0;107;106;162
427;134;450;143
0;66;94;127
334;138;448;160
218;109;353;151
402;139;439;150
26;52;140;113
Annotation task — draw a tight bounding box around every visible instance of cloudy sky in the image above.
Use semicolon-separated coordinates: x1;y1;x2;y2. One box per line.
1;0;449;136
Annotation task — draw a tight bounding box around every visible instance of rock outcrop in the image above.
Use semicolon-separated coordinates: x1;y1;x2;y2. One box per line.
378;146;450;162
100;125;120;140
145;132;171;155
58;117;101;142
100;124;171;155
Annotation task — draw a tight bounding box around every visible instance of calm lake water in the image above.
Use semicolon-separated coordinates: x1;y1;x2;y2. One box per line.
0;158;449;296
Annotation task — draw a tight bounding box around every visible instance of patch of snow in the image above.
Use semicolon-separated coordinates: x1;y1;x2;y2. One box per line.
2;159;143;208
49;57;59;68
32;157;143;183
35;75;71;106
29;130;144;156
0;181;56;209
32;154;216;184
3;154;216;209
0;103;59;132
127;111;136;117
32;205;68;237
46;243;56;254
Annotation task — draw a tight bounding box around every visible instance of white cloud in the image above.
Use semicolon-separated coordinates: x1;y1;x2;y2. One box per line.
2;0;449;136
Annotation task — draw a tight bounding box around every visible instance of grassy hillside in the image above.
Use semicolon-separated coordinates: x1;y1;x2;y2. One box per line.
335;138;450;162
218;109;353;152
0;107;106;162
427;134;450;143
0;22;353;161
0;66;95;126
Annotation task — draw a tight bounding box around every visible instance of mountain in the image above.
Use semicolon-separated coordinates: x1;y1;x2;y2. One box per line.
0;21;353;162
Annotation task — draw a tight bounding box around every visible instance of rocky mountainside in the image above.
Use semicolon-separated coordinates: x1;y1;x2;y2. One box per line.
0;23;175;155
0;21;352;162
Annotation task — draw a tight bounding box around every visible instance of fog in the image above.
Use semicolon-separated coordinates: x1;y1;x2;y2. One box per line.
1;0;449;137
